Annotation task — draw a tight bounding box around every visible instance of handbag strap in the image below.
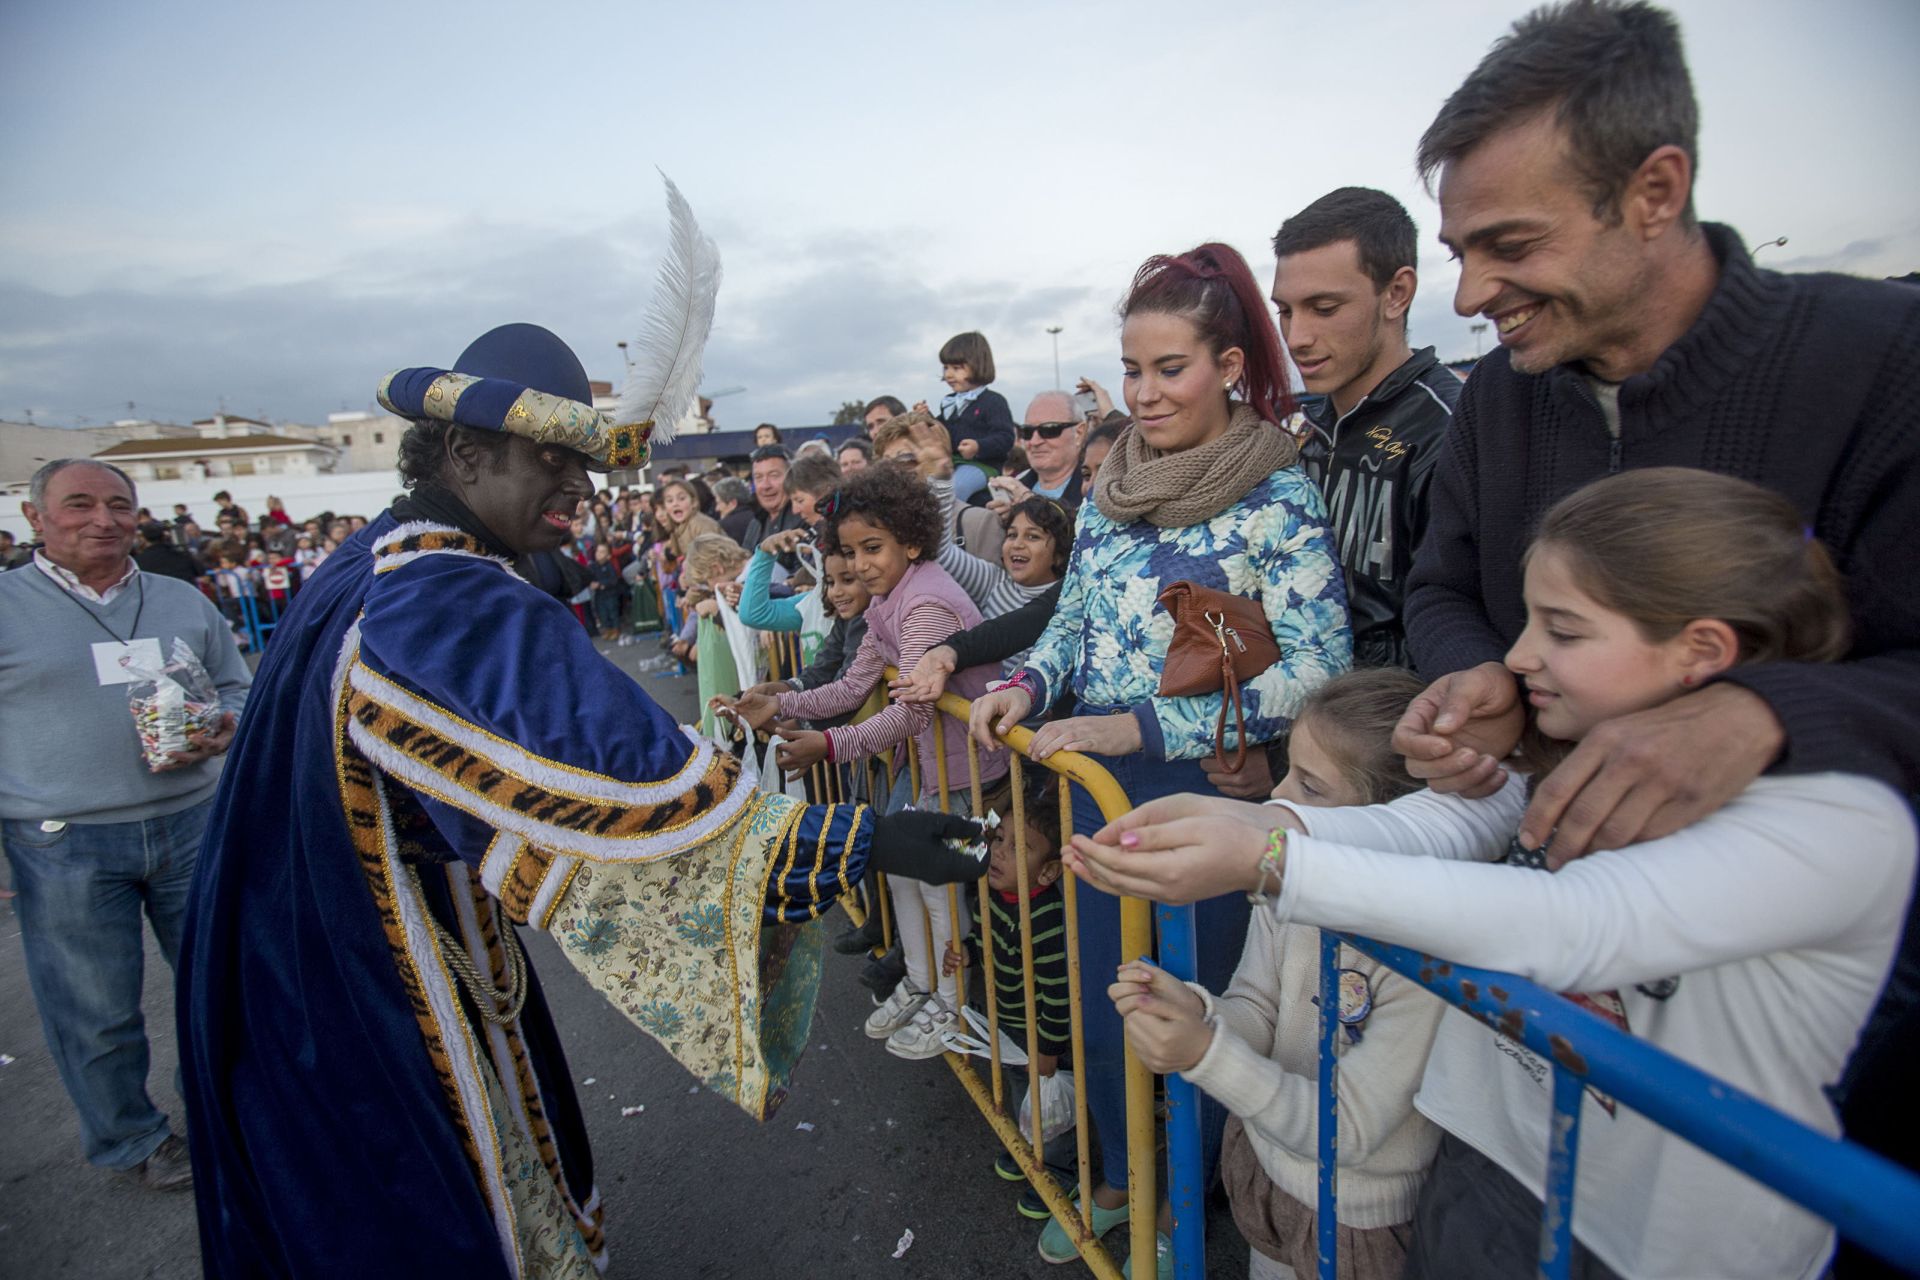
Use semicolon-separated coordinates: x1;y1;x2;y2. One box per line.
1214;649;1249;773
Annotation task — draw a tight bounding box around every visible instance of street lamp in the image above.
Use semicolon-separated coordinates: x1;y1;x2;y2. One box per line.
1470;322;1489;358
1751;236;1788;256
1045;326;1064;389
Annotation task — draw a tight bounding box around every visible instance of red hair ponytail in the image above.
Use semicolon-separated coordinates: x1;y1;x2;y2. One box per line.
1120;242;1294;426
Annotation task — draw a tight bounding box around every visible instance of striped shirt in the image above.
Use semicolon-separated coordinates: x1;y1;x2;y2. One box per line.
978;880;1070;1056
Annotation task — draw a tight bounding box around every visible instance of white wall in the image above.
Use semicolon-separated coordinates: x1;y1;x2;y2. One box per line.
0;469;407;540
0;464;619;541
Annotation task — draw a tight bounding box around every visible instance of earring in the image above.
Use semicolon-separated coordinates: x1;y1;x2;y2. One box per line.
1681;673;1697;686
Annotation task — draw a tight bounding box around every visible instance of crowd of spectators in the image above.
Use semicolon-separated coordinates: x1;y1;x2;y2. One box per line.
5;4;1917;1278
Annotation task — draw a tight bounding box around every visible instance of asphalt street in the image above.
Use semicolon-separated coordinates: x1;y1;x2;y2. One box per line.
0;631;1245;1279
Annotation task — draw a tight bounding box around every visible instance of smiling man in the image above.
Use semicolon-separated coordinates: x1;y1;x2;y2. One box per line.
1273;187;1459;671
0;458;249;1194
178;322;977;1279
1391;2;1920;1275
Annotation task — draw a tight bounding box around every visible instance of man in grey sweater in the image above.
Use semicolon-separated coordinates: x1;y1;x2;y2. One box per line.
0;459;250;1191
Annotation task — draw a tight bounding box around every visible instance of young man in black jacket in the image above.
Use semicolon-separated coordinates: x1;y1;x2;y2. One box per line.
1392;3;1920;1273
1275;187;1459;671
1200;187;1460;800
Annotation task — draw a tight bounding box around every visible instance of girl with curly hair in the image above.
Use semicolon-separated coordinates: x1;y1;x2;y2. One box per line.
716;465;1010;1060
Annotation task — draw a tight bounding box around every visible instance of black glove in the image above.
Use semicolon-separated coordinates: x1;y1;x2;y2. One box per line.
868;808;989;885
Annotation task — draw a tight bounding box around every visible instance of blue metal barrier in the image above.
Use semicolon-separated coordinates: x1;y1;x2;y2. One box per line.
1308;931;1920;1278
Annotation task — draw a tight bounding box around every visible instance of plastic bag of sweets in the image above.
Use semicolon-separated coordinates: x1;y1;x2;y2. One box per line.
126;638;224;771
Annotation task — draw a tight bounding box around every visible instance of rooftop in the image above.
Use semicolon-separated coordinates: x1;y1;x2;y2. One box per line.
92;433;329;458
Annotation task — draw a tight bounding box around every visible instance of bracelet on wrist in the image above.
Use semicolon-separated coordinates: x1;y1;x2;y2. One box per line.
1246;827;1288;905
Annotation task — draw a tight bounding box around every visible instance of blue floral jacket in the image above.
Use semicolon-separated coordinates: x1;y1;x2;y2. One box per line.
1017;465;1352;760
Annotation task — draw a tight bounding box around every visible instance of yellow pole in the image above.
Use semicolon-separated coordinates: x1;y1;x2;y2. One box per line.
1009;755;1046;1160
1060;773;1095;1233
915;682;1144;1277
932;710;966;1035
969;735;1004;1111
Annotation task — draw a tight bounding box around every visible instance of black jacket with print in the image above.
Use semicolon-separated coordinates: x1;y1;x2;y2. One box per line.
1298;346;1460;669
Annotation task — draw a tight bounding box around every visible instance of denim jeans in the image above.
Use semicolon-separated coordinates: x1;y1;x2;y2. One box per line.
1;797;208;1169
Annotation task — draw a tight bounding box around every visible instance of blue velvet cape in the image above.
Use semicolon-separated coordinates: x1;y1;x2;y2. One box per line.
179;513;868;1277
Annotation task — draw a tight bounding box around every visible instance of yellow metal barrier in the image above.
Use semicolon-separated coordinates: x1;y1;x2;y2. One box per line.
744;645;1155;1274
910;679;1153;1280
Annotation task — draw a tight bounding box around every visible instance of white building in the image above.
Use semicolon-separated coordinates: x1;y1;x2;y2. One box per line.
90;416;340;483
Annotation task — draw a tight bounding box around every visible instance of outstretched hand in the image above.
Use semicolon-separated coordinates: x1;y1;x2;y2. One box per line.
1064;793;1298;905
711;688;780;732
890;644;957;705
1392;661;1524;797
902;417;955;480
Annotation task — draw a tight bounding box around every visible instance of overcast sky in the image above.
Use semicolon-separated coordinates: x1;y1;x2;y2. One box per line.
2;0;1914;434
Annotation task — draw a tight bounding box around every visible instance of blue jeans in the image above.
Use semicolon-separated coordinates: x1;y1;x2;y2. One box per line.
1066;747;1250;1192
1;797;208;1169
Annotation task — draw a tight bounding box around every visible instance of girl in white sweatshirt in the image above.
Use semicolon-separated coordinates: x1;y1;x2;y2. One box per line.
1112;666;1441;1280
1075;469;1916;1280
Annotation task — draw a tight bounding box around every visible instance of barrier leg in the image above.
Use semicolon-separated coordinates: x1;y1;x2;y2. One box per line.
1121;894;1158;1276
1317;929;1340;1280
1060;775;1094;1234
1540;1065;1584;1280
967;737;1004;1111
1156;901;1204;1278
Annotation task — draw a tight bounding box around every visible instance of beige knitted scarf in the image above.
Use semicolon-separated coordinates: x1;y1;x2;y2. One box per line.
1093;403;1300;528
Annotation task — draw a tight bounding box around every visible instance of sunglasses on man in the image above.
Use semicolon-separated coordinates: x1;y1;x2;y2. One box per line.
1016;422;1077;441
749;445;792;463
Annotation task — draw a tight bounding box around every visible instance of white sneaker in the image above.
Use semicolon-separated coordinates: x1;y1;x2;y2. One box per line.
886;994;959;1060
864;982;927;1040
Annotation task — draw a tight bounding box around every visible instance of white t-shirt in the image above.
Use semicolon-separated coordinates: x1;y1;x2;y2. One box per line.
1271;772;1915;1280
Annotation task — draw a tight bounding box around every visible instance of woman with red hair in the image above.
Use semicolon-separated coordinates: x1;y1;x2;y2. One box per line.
973;242;1352;1272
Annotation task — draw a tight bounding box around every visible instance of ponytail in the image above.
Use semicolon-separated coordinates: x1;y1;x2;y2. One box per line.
1120;242;1294;426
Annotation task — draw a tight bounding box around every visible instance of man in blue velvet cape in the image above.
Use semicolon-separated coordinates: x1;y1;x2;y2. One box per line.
178;324;977;1278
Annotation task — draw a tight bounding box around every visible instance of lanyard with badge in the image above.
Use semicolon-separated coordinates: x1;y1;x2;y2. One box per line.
38;577;157;837
63;576;164;686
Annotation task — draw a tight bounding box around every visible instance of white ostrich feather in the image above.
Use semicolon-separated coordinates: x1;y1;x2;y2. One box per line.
615;173;721;446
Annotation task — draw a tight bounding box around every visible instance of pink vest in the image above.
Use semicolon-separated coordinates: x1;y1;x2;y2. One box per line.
864;559;1010;800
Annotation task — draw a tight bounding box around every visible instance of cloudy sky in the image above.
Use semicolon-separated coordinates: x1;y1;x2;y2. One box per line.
2;0;1914;434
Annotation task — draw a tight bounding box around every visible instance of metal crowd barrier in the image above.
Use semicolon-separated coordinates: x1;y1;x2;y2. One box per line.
743;643;1162;1275
735;640;1920;1277
1314;933;1920;1278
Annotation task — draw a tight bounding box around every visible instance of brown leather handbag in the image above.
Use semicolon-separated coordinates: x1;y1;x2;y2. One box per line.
1155;580;1282;772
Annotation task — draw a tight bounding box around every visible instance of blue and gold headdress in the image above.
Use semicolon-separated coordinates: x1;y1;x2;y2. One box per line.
376;175;722;470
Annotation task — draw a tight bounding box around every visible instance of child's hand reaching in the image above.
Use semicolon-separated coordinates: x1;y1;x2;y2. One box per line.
889;644;957;705
1109;960;1211;1074
718;688;781;731
775;729;829;778
759;528;812;556
693;597;719;619
942;939;964;977
957;438;980;460
902;418;954;479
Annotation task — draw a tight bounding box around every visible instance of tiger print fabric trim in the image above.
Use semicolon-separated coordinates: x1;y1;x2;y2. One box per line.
372;521;513;576
450;870;606;1265
347;659;720;802
328;626;522;1273
344;664;752;863
477;834;580;932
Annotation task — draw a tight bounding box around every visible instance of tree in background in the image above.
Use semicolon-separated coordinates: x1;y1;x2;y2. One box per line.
830;400;866;426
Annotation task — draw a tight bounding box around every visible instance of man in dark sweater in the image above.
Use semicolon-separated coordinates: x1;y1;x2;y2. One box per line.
1392;3;1920;1272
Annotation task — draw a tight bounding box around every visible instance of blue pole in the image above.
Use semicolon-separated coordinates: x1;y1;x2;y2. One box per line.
1540;1065;1584;1280
1336;934;1920;1272
1155;902;1205;1279
1316;929;1340;1280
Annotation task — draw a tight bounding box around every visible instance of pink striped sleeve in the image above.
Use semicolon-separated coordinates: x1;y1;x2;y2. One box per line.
777;628;886;722
819;599;963;762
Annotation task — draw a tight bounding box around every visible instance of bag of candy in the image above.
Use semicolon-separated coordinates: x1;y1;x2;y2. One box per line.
126;638;224;771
